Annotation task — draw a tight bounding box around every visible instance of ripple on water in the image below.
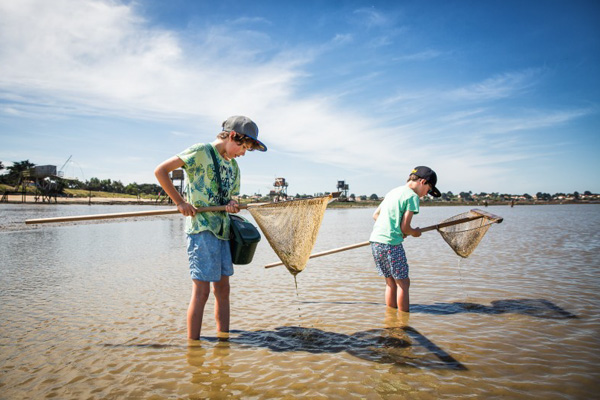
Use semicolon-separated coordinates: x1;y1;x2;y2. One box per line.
1;204;599;398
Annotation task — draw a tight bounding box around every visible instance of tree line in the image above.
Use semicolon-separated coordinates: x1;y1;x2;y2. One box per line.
0;160;595;200
326;190;594;202
0;160;162;196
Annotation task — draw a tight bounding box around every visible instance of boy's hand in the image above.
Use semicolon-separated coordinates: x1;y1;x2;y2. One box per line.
411;227;422;238
225;200;240;214
177;201;197;217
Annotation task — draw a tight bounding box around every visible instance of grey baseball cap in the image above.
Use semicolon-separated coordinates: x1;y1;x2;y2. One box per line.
222;115;267;152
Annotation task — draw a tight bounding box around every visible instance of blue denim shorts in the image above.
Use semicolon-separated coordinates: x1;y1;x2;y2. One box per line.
187;231;234;282
371;242;409;280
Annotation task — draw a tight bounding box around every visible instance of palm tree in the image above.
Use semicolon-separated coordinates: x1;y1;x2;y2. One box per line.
1;160;35;185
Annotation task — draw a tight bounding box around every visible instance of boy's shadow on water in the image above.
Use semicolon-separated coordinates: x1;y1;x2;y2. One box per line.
210;326;467;371
105;327;467;371
411;298;577;319
103;299;574;372
202;298;575;370
302;298;577;320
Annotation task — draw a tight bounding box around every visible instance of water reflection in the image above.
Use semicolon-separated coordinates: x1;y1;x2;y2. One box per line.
2;204;598;399
102;343;178;349
186;341;235;397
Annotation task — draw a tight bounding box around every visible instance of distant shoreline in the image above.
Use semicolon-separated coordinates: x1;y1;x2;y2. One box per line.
328;200;599;208
1;193;597;208
0;193;161;206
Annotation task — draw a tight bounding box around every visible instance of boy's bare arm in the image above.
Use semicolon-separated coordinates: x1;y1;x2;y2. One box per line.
154;156;197;216
401;210;421;237
373;205;381;221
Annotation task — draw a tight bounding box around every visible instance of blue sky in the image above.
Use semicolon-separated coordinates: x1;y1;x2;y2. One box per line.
1;0;598;196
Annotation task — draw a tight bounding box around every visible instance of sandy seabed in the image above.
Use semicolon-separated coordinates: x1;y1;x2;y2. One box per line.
1;204;599;399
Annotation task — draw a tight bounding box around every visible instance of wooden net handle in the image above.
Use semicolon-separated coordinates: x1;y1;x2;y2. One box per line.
264;211;499;269
264;241;372;268
25;204;249;225
420;214;484;232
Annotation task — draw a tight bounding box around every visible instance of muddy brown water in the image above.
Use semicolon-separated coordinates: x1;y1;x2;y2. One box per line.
1;204;598;399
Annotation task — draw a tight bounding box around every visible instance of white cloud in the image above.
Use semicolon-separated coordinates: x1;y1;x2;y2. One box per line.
1;106;21;116
449;69;541;101
393;49;444;62
228;16;271;26
332;33;353;45
0;0;594;195
0;0;401;173
0;0;305;122
353;7;390;29
383;69;543;111
169;131;193;137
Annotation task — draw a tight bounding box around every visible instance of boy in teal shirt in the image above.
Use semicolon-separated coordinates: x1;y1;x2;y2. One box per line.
369;166;441;312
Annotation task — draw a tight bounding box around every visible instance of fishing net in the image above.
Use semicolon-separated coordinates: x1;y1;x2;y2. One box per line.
248;195;331;275
437;210;501;258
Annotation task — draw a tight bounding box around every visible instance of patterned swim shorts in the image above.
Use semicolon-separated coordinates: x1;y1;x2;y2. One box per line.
370;242;409;280
187;231;234;282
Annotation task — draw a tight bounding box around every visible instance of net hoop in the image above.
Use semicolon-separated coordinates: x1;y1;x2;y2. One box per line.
248;195;331;275
437;210;501;258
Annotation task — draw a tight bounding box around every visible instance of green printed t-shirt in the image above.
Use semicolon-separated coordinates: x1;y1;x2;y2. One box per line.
369;185;419;245
177;143;240;239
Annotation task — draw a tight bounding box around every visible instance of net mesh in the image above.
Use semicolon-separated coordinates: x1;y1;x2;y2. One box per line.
437;211;498;258
248;195;331;275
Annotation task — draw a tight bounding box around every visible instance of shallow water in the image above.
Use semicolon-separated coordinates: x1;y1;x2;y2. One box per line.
1;203;599;399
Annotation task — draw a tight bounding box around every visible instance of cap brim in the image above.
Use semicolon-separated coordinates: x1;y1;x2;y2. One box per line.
237;132;267;152
253;139;267;152
429;187;441;198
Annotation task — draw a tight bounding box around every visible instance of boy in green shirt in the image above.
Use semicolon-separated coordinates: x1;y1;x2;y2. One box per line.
369;166;441;312
155;116;267;340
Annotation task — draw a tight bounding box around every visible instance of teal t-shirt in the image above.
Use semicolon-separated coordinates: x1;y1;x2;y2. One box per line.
369;185;420;245
177;143;240;239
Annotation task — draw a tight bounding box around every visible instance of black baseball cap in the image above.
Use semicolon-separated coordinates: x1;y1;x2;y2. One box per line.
411;166;441;197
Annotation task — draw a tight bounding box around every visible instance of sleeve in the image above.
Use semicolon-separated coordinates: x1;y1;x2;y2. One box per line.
406;193;420;214
177;143;205;169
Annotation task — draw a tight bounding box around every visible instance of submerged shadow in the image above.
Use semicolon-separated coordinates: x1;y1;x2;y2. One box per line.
301;298;577;319
100;299;573;370
411;299;578;319
214;326;466;371
100;327;466;370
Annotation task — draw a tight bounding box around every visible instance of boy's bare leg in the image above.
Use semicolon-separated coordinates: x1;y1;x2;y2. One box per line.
213;276;230;333
396;278;410;312
385;277;398;308
188;280;210;340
